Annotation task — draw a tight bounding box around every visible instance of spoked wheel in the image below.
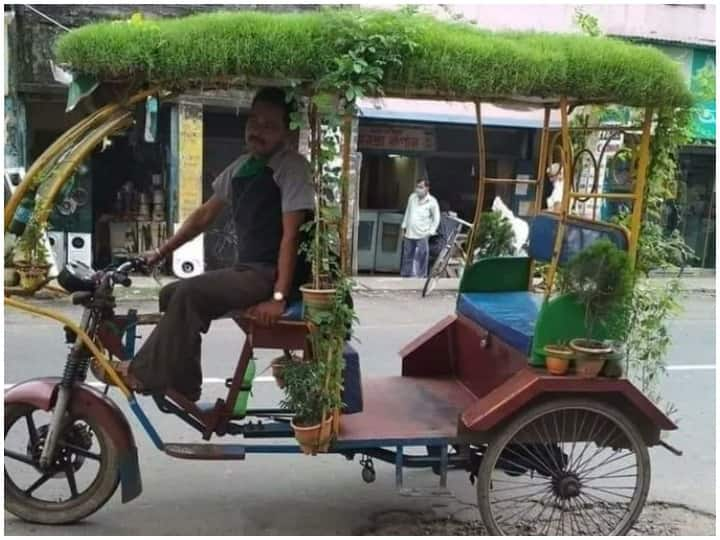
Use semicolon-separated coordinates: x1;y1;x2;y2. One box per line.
422;250;449;298
5;403;120;524
477;399;650;536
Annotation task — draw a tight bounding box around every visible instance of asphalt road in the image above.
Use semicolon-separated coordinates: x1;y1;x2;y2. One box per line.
3;290;716;534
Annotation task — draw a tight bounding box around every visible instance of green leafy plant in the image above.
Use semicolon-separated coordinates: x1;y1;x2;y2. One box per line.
617;279;681;403
472;211;516;260
279;359;334;426
15;214;50;267
558;239;632;341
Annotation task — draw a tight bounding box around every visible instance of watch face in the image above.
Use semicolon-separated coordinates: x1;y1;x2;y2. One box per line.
273;292;283;301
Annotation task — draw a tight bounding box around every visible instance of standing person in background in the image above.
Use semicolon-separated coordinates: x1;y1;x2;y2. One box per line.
400;179;440;277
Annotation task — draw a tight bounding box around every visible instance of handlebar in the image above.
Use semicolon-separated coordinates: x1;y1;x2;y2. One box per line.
103;257;152;289
446;213;473;229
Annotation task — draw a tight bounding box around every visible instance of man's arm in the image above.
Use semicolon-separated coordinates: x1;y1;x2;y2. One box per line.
430;198;441;235
274;210;306;298
246;210;305;326
401;194;413;236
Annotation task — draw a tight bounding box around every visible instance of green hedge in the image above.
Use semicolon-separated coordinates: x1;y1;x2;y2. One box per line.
55;8;693;107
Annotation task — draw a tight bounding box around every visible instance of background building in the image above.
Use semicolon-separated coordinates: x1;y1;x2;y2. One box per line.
5;4;716;274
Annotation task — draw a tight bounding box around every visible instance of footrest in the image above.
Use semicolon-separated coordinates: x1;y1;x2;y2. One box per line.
164;443;246;460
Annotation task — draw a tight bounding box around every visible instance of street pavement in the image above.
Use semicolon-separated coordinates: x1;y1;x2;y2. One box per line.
3;288;716;534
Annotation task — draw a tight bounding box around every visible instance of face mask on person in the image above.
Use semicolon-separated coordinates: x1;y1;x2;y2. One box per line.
416;187;427;198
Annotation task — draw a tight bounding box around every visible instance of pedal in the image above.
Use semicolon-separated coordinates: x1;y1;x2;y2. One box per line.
164;443;246;460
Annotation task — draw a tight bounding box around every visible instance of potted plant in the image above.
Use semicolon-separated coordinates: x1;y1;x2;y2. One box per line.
558;239;632;377
299;99;344;318
544;342;574;375
14;214;52;291
280;357;338;454
472;211;516;261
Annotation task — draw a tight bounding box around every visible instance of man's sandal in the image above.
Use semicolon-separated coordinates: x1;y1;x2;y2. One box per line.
90;358;145;393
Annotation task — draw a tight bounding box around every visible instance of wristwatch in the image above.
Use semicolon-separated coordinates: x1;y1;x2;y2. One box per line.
273;291;285;302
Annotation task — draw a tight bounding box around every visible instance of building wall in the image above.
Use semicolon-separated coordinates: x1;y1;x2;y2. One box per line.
419;4;714;47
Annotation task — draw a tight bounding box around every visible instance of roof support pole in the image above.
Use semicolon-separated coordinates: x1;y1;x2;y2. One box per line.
627;107;654;270
528;106;552;289
465;101;486;267
340;113;352;275
533;106;551;216
544;97;573;299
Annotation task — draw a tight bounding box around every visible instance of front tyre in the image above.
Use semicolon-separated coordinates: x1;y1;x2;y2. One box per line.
5;402;120;524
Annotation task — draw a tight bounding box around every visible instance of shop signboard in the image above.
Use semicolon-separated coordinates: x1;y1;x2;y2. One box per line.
358;125;436;152
690;48;715;142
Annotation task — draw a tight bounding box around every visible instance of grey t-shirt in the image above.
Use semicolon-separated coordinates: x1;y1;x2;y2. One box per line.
211;146;314;213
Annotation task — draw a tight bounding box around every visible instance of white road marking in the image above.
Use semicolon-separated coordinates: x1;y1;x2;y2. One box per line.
666;364;716;371
5;365;714;390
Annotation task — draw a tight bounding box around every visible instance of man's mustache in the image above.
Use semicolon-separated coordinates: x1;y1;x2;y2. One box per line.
248;135;265;145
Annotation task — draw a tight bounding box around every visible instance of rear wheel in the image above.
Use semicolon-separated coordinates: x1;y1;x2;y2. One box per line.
5;402;120;524
477;398;650;536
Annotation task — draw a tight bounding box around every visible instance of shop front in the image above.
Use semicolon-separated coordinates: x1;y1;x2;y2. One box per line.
355;99;558;274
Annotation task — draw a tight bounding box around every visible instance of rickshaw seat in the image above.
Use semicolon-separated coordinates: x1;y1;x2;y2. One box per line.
457;291;543;355
528;212;629;263
226;299;304;322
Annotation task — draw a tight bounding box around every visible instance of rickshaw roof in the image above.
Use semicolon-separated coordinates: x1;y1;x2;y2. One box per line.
55;8;693;109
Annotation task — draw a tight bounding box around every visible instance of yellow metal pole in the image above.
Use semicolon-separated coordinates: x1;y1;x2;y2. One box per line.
534;107;551;215
466;101;487;267
528;107;551;290
5;88;158;229
544;97;574;299
340;113;353;275
627;108;654;270
4;296;132;397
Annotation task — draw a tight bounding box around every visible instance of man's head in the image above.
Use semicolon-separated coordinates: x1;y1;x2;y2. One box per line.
246;87;297;157
416;179;430;199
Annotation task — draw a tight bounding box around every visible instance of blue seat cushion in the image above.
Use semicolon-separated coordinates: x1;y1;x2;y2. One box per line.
283;300;303;321
457;292;543;354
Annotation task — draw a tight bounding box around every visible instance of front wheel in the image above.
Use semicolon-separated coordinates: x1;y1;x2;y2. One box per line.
476;398;650;536
422;246;450;298
5;402;121;524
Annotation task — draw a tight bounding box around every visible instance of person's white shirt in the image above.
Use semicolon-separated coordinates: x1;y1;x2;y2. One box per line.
401;192;441;240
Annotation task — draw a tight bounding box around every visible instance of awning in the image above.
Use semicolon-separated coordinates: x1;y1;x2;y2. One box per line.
358;97;562;129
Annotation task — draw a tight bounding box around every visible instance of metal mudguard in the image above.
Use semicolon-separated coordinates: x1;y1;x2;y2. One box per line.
5;377;143;503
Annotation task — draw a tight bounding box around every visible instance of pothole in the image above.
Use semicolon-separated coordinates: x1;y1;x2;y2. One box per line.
357;502;715;536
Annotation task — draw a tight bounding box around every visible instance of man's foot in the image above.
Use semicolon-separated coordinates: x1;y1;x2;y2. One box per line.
115;361;146;393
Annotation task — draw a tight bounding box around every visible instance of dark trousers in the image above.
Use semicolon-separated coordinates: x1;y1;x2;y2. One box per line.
130;265;274;399
400;237;429;278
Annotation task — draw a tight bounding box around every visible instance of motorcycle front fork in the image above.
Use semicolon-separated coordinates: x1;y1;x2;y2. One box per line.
38;308;95;469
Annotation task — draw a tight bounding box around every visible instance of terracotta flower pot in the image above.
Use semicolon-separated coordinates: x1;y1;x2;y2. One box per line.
271;358;289;389
544;345;574;376
15;263;50;291
4;267;19;287
570;339;611;378
291;415;333;455
300;284;336;320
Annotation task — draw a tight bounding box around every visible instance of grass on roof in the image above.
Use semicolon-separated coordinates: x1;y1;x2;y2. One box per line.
55;8;693;108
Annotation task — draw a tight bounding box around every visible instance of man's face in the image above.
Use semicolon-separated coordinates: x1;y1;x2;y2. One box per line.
245;100;288;157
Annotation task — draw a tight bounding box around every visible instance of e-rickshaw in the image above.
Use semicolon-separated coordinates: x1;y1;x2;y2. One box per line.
4;9;691;535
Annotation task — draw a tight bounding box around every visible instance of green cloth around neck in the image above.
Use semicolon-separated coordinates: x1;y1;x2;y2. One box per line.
235;155;268;179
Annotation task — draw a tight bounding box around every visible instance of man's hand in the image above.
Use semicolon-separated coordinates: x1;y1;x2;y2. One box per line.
141;248;165;268
247;300;287;326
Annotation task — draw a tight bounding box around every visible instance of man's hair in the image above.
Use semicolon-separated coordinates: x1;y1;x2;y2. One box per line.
252;87;298;129
417;179;430;188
